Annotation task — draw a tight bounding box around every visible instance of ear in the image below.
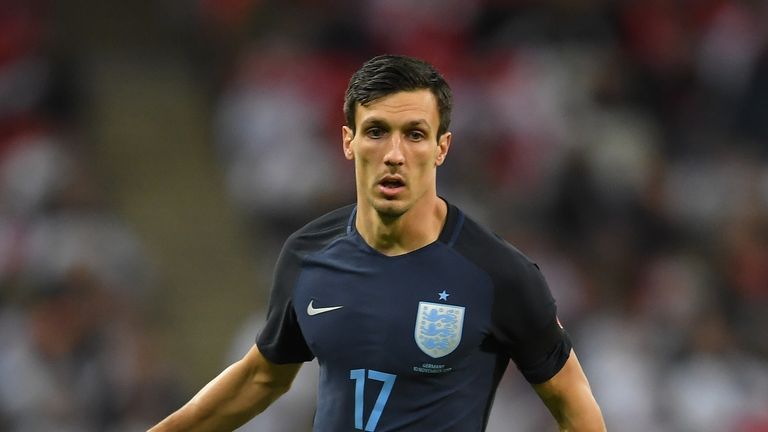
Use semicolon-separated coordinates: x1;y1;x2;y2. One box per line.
342;126;355;160
435;132;451;166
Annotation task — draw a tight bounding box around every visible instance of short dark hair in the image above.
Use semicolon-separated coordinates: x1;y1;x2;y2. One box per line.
344;55;453;139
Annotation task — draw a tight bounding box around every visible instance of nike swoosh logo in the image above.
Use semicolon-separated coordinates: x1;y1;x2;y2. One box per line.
307;300;344;316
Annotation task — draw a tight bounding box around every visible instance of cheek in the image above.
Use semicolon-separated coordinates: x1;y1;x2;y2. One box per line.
417;148;439;168
353;154;377;186
355;152;375;171
356;145;385;169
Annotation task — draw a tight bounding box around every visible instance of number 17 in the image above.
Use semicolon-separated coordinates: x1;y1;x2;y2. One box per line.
349;369;397;431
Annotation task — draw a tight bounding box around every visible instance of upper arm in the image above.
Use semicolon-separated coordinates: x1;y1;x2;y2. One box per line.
199;345;302;421
241;344;303;394
149;345;303;432
533;350;606;432
189;344;302;416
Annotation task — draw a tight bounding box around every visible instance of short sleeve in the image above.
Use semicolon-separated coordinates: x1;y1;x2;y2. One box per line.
491;260;572;384
451;214;573;384
256;236;314;364
256;205;354;364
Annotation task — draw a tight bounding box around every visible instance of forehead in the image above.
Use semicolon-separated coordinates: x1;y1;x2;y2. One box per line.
355;90;439;127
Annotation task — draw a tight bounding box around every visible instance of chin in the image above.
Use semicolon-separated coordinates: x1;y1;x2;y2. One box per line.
370;197;409;218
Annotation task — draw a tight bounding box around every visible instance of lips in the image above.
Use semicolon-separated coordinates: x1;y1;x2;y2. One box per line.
380;176;404;188
378;175;405;197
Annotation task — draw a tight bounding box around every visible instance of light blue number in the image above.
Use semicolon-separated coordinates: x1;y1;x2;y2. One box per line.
350;369;366;429
365;370;396;431
349;368;397;431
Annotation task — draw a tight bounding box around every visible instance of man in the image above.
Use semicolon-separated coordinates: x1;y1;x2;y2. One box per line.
150;55;605;431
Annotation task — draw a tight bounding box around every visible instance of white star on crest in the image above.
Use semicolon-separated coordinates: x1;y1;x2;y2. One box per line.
438;290;449;301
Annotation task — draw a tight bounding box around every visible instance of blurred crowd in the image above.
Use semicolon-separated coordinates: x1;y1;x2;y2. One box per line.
212;1;768;429
2;0;768;431
0;2;183;431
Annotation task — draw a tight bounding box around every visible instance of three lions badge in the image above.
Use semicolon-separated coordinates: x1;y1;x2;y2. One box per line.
414;301;465;358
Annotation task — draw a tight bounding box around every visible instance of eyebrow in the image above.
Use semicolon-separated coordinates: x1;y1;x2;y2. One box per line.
360;118;432;131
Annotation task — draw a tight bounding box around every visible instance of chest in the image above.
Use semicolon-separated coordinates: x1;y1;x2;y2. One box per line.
293;244;495;376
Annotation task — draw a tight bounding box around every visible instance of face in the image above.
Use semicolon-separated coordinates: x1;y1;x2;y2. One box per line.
342;90;451;218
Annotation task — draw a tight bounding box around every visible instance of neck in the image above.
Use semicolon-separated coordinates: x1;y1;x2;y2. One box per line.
355;196;447;256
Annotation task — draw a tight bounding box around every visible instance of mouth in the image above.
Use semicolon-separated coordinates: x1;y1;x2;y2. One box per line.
378;175;406;198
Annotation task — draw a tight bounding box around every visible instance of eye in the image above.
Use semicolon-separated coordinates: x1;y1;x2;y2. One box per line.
407;130;426;141
366;127;386;139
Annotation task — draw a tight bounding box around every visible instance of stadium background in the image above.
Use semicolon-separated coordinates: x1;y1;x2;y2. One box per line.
1;0;767;430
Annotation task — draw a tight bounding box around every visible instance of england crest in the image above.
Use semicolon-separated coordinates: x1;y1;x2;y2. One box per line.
414;301;465;358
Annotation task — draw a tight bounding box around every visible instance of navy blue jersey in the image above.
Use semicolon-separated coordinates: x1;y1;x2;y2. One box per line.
257;202;572;431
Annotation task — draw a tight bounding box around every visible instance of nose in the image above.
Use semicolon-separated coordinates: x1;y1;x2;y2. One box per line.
384;134;405;166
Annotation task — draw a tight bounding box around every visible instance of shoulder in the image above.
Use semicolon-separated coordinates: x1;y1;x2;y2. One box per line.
279;204;355;259
450;207;552;310
452;210;538;279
